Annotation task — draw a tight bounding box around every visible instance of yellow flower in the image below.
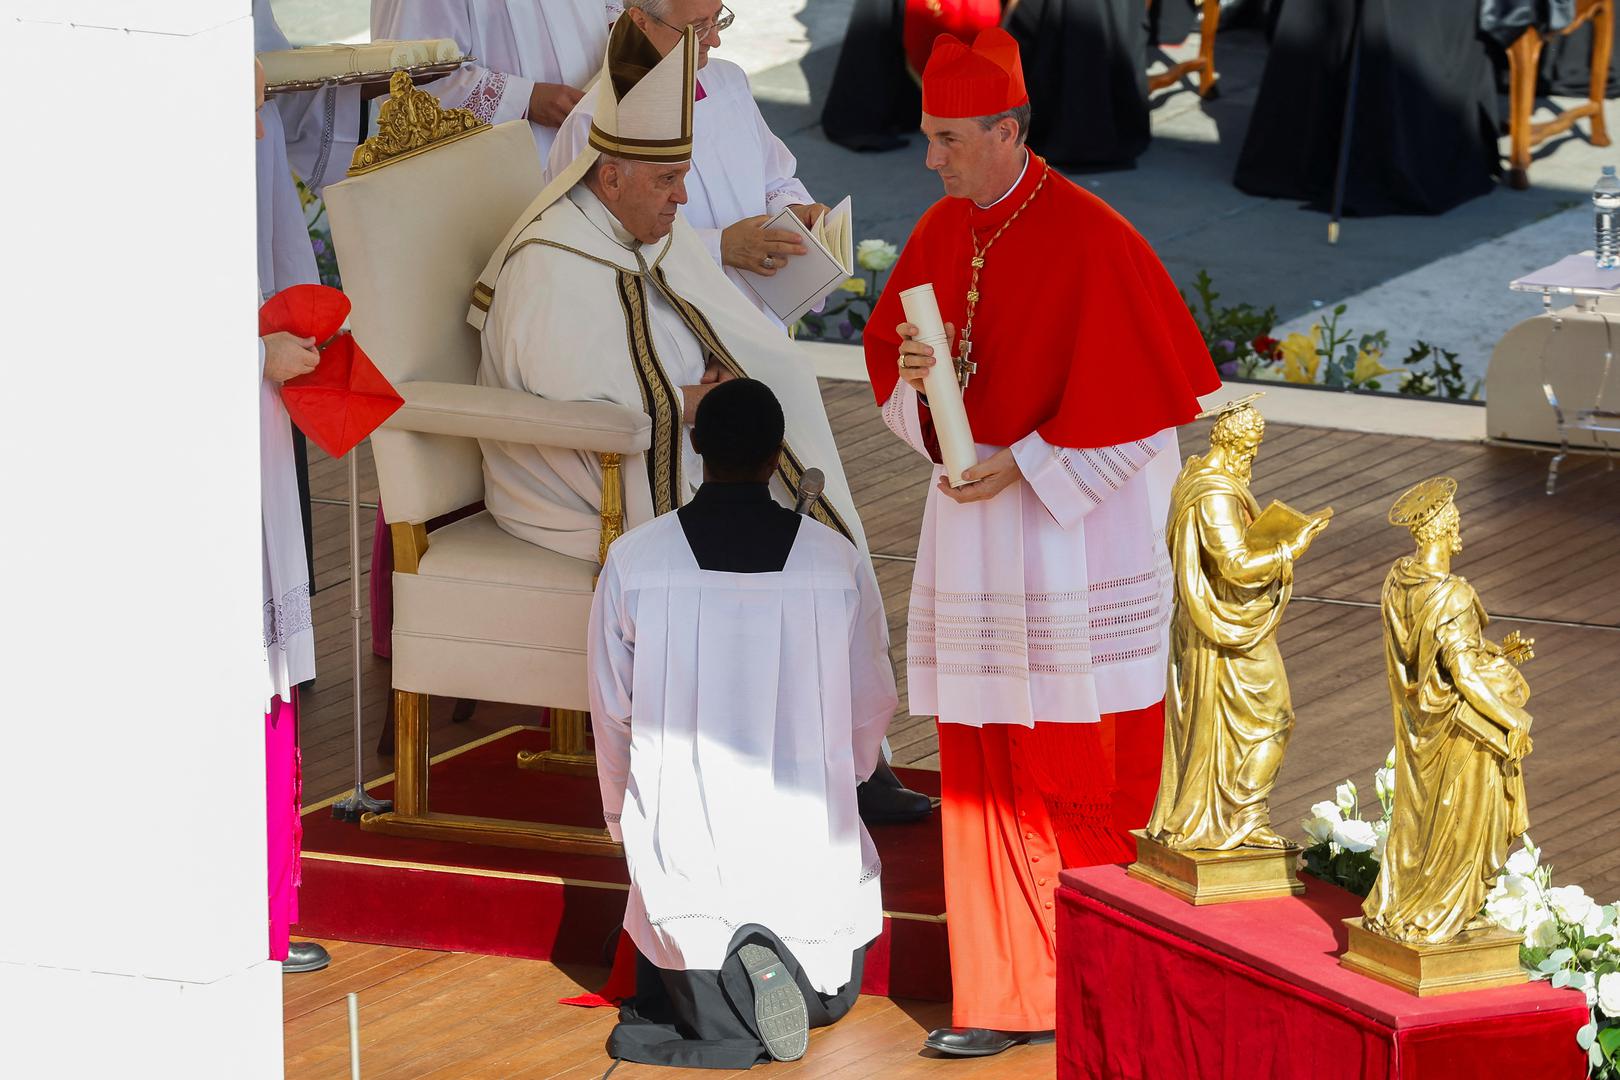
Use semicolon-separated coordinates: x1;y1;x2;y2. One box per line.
1351;347;1401;386
1278;329;1321;384
839;276;867;296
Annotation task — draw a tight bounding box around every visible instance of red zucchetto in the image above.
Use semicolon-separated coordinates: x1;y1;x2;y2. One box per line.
921;27;1029;119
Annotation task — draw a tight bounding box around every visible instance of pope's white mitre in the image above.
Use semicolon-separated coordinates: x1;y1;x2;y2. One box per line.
469;21;696;329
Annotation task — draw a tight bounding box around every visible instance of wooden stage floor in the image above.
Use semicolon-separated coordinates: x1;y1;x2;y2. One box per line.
291;383;1619;1076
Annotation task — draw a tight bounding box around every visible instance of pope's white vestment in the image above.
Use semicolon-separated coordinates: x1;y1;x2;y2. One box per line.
476;185;866;561
255;0;360;701
549;58;813;327
371;0;617;163
587;511;895;994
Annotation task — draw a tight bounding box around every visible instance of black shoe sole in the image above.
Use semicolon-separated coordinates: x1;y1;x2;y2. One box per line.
739;943;809;1062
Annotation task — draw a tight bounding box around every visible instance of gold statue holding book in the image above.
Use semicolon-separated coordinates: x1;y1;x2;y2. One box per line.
1145;395;1331;859
1340;477;1534;995
1362;477;1534;945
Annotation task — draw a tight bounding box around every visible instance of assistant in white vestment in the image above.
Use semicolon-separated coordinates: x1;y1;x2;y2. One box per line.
588;510;893;995
371;0;617;164
549;52;815;327
254;0;361;699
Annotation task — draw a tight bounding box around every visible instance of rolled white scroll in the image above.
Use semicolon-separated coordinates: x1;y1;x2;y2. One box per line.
899;283;977;487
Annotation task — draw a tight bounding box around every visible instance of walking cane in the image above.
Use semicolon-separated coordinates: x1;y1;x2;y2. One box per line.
333;444;393;823
1327;0;1367;245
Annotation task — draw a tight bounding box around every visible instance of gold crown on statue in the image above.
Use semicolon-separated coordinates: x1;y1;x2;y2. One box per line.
1388;476;1458;528
1196;391;1266;421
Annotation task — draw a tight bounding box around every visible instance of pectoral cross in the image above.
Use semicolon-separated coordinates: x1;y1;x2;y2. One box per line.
955;336;977;390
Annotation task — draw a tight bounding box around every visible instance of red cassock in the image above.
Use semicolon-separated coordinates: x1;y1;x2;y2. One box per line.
865;156;1218;1031
865;153;1216;451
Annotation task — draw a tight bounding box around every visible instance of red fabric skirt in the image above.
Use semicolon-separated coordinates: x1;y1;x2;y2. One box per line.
938;702;1164;1030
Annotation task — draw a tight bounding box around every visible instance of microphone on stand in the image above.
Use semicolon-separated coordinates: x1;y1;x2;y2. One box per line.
793;467;825;516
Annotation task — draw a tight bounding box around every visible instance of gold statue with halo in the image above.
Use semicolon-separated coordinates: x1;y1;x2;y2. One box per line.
1146;394;1331;854
1361;477;1534;946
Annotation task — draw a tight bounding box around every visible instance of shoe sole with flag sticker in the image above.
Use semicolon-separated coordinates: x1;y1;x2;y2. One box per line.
739;943;808;1061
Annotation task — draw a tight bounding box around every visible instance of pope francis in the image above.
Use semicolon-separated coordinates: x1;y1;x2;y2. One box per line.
467;19;863;558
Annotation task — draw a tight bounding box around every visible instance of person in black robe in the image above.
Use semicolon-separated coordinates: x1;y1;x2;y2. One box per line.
1005;0;1152;168
1233;0;1501;216
821;0;1156;168
821;0;923;152
602;381;875;1070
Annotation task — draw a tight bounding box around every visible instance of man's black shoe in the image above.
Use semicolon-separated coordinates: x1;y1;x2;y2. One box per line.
857;758;934;826
282;941;331;974
739;943;808;1062
922;1027;1055;1057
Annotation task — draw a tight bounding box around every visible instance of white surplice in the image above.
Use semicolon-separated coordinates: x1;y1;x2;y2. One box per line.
549;58;813;327
587;512;896;993
881;382;1179;729
255;0;361;703
371;0;617;164
476;184;867;561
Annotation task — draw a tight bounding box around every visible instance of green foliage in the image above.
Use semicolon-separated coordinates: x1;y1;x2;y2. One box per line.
1300;842;1381;897
1399;341;1481;401
1182;269;1279;377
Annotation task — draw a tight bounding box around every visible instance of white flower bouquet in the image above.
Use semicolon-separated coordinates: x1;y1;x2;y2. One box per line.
1485;838;1620;1077
1297;751;1394;896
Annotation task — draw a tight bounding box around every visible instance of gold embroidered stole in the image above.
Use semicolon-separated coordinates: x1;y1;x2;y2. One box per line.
497;234;852;538
646;268;854;543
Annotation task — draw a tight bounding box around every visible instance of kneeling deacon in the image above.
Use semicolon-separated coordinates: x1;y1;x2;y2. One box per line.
587;379;895;1067
469;19;861;559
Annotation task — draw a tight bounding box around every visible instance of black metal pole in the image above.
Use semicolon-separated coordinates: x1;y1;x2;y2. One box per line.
1328;0;1367;244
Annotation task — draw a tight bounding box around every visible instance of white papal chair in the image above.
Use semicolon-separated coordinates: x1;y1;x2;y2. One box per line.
323;73;647;854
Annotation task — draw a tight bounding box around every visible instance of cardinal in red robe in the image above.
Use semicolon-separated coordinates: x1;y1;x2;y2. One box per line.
863;28;1219;1057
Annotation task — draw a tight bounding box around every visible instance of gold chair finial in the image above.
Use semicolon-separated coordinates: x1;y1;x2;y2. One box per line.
348;71;489;177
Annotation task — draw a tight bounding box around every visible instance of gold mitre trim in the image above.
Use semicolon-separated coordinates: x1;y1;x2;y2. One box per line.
1196;391;1266;421
1388;476;1458;528
348;70;487;176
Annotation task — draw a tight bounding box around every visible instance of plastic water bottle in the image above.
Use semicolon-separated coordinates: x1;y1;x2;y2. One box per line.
1595;166;1620;269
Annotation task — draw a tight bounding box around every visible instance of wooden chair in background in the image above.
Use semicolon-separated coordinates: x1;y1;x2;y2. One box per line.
1506;0;1614;189
1147;0;1222;97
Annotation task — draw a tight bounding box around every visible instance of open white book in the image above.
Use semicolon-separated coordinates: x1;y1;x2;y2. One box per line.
737;196;854;326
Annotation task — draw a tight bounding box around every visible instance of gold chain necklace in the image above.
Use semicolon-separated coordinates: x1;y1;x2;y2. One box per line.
956;161;1049;390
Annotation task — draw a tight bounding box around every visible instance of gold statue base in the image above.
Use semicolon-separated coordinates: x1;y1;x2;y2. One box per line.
1126;830;1306;905
1339;918;1527;997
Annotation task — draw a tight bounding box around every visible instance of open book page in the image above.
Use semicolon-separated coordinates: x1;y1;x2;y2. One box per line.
1246;500;1332;549
737;196;854;326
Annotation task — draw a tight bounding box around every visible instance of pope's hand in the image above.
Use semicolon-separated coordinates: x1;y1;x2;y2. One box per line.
786;202;832;229
264;332;319;383
528;82;585;128
896;320;953;394
723;215;807;275
938;447;1020;504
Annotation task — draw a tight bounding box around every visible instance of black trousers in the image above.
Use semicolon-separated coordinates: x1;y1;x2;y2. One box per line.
607;926;868;1070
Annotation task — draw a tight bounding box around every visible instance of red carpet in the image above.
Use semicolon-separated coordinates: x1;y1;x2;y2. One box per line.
296;727;951;1000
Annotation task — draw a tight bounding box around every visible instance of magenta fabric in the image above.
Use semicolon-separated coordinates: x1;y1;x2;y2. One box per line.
265;693;302;961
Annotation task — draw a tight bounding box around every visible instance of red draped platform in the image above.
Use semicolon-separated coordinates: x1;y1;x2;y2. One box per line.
1057;865;1589;1080
294;727;950;1000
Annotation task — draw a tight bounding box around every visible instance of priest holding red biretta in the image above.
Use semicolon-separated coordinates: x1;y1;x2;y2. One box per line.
863;28;1219;1057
